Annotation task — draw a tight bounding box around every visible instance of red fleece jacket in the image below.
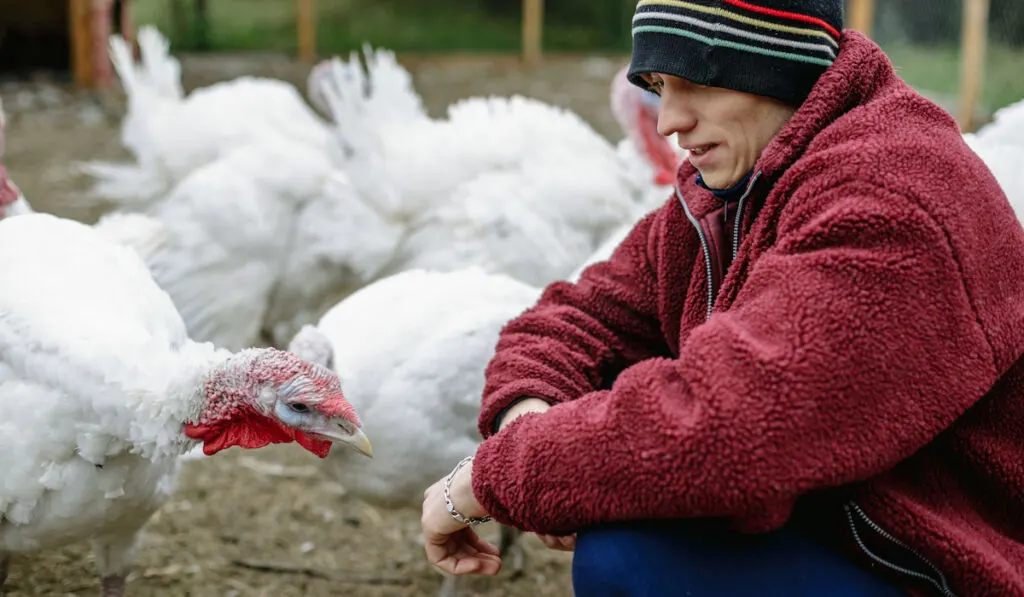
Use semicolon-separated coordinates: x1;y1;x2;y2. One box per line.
473;31;1024;597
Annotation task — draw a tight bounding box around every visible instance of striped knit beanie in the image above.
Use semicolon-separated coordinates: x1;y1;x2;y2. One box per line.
627;0;844;106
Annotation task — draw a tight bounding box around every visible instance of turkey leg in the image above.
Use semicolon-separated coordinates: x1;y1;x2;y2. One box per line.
437;573;460;597
498;525;526;578
92;531;137;597
100;574;126;597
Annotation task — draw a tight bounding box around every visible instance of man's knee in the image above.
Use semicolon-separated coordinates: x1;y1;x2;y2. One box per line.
571;523;655;595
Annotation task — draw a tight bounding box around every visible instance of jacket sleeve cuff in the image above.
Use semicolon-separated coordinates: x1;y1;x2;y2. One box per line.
472;414;539;529
490;397;531;435
477;379;570;438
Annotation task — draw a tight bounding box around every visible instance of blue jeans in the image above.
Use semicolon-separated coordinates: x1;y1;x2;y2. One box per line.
571;519;908;596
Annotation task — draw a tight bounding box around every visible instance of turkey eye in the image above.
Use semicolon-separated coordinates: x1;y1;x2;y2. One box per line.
288;403;309;413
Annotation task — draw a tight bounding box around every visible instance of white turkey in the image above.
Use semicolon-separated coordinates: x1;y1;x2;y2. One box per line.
288;267;542;597
80;26;342;206
313;48;654;287
75;28;403;351
0;213;372;597
90;137;402;352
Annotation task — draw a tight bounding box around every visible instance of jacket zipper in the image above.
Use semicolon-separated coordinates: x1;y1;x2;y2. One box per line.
732;171;762;262
675;187;715;321
844;501;956;597
675;171;761;321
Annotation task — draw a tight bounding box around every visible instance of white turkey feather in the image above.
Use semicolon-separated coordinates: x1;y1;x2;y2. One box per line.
103;141;334;350
972;98;1024;151
264;171;404;346
384;170;597;286
964;134;1024;221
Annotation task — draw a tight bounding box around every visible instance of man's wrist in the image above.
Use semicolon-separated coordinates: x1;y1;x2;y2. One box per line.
496;397;551;432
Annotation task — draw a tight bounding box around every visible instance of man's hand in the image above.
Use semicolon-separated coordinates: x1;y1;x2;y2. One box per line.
421;458;502;576
537;533;577;551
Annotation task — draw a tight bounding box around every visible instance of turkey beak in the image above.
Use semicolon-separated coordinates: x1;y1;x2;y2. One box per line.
314;421;373;458
343;427;373;458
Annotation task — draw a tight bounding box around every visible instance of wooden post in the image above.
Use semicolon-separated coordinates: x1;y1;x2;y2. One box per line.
522;0;544;65
846;0;875;37
958;0;990;131
169;0;187;44
120;0;137;52
90;0;116;89
296;0;316;63
69;0;94;88
194;0;210;50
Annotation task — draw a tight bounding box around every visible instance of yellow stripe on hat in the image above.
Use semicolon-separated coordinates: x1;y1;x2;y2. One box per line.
637;0;840;48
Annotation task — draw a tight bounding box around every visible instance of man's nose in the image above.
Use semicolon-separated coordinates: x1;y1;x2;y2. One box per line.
657;91;697;137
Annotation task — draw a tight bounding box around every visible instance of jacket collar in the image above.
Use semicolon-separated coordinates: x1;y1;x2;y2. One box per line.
755;30;897;179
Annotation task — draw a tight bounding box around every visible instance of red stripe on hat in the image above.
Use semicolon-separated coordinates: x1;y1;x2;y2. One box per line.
720;0;841;39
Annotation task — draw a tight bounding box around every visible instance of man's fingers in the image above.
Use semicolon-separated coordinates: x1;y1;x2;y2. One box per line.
465;531;501;557
454;547;503;576
424;539;452;567
451;557;481;575
537;533;576;551
445;553;502;576
425;530;504;577
470;554;503;576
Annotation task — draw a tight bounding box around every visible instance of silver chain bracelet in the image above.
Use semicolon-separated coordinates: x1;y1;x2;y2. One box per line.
444;456;493;526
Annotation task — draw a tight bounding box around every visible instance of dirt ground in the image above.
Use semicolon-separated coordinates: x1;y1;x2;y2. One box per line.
0;52;629;597
4;446;575;597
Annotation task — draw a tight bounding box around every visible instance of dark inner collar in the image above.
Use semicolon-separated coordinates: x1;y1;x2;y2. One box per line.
696;171;753;201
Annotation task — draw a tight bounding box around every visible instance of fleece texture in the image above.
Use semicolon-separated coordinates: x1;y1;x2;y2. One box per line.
473;30;1024;597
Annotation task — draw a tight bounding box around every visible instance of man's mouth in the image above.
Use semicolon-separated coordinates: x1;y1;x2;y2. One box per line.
685;144;717;156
